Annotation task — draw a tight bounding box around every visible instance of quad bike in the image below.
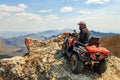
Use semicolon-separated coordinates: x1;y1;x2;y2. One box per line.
62;31;110;74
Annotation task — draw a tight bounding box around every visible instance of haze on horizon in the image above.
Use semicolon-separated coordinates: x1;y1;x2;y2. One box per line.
0;0;120;33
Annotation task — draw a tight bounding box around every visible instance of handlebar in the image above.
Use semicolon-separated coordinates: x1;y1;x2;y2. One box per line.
77;41;86;47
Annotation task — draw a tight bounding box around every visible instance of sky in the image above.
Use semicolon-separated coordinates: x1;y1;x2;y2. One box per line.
0;0;120;33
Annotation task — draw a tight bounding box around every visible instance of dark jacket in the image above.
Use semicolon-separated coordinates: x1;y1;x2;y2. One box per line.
78;27;90;44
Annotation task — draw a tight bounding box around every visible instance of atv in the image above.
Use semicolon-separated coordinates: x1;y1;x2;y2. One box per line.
62;31;110;74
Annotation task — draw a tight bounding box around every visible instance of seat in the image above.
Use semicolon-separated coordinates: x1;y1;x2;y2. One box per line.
88;36;100;47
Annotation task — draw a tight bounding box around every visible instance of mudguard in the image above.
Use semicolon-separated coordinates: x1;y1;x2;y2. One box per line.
72;47;90;61
86;46;110;56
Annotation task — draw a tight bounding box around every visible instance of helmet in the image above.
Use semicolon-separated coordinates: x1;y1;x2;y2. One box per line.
78;21;87;30
78;21;86;25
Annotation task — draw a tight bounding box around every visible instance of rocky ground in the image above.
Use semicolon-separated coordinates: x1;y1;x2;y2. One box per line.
0;34;120;80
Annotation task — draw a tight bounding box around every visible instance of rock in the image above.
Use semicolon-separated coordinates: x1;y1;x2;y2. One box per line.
30;74;38;80
0;34;120;80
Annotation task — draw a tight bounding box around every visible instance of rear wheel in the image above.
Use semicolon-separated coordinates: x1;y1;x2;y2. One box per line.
70;53;84;74
93;60;107;74
62;42;67;56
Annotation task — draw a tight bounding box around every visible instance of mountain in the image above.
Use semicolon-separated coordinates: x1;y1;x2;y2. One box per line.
0;38;19;54
0;38;24;57
3;29;115;47
0;34;120;80
1;29;115;55
0;32;29;38
90;30;114;37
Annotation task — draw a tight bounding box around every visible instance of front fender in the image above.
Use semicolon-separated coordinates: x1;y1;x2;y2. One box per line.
72;47;90;61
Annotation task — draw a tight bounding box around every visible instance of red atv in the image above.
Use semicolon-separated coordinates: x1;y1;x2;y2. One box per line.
62;32;110;74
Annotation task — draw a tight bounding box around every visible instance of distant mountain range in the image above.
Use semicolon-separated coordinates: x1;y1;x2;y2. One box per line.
0;29;115;55
90;30;114;37
0;32;29;38
0;38;25;56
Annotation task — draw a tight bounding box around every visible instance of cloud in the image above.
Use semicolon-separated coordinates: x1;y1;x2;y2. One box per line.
0;12;42;24
0;12;42;32
42;14;59;24
86;0;110;4
46;14;59;19
38;9;52;13
60;6;73;12
0;12;11;18
0;12;60;32
79;10;91;15
0;3;27;12
18;4;27;9
13;12;41;23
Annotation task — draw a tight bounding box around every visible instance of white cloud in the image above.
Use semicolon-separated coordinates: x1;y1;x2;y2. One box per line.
38;11;59;23
60;6;73;12
39;9;52;13
0;12;10;18
13;12;41;23
86;0;110;4
18;4;27;9
0;12;60;32
0;12;42;32
14;13;59;22
45;14;59;20
79;10;91;15
0;3;27;12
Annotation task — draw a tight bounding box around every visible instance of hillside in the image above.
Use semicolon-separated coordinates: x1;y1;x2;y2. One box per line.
101;34;120;58
0;39;26;57
0;39;19;54
0;34;120;80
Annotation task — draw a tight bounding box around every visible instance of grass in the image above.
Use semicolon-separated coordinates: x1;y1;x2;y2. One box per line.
100;34;120;58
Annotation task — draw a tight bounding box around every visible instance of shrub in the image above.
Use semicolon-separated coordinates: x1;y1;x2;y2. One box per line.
100;34;120;58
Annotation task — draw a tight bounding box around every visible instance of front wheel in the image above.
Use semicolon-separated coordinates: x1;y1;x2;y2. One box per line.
70;53;84;74
93;60;107;74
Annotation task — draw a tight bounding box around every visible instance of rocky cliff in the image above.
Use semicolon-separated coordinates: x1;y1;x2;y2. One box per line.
0;34;120;80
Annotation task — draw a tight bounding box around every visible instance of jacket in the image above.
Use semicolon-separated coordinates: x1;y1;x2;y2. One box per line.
78;27;90;44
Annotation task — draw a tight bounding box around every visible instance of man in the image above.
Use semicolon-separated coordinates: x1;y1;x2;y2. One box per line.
78;21;90;44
